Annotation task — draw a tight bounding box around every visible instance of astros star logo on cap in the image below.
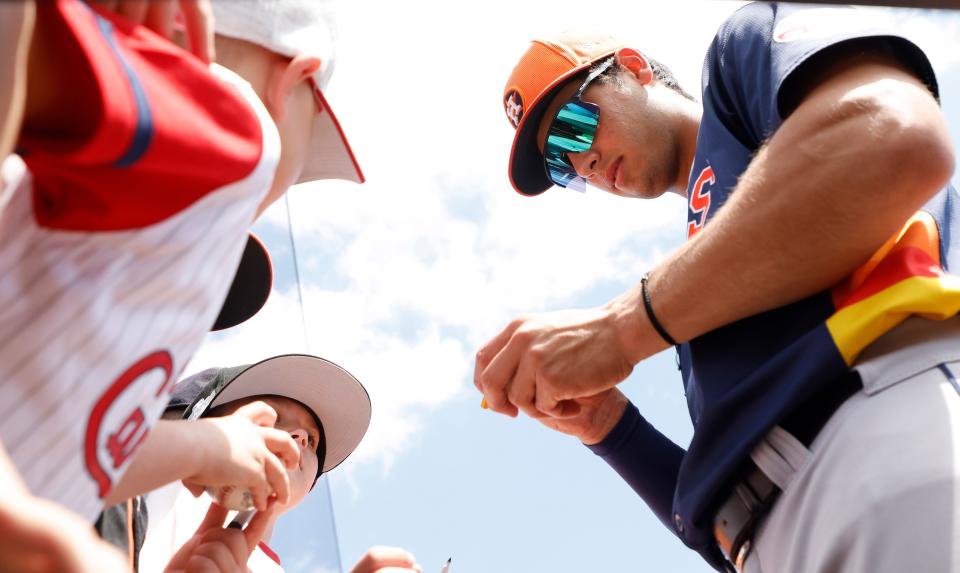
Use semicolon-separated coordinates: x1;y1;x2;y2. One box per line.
504;88;524;128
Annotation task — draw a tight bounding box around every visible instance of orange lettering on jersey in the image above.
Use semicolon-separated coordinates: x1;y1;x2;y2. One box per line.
687;166;715;239
84;350;173;498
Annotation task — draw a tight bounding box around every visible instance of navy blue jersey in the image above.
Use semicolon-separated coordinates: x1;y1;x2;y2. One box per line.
589;3;960;569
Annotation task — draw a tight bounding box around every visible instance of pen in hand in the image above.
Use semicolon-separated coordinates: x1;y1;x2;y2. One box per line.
228;509;255;530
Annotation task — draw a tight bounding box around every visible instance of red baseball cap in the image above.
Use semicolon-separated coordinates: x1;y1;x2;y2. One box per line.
503;32;625;196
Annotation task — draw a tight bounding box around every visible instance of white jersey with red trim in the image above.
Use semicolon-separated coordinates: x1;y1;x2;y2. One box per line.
0;0;279;522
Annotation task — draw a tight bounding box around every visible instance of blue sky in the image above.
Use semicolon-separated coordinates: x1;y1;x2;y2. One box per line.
186;3;960;572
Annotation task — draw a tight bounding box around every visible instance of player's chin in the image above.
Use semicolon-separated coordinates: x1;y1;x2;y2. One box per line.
634;173;669;200
603;170;650;198
611;181;648;199
594;180;630;198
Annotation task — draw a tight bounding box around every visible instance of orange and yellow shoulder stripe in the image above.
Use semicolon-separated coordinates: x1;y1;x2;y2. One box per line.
827;211;960;366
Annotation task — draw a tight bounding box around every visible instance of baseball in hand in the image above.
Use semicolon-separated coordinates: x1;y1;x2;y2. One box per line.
205;485;255;511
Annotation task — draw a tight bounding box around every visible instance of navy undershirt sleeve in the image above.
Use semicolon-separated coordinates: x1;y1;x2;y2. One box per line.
586;401;686;532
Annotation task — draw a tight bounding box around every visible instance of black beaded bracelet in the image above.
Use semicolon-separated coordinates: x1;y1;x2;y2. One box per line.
641;273;677;346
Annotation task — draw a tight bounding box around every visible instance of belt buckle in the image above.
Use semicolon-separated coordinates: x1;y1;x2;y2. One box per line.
714;465;778;571
714;484;754;572
735;539;752;570
720;539;752;573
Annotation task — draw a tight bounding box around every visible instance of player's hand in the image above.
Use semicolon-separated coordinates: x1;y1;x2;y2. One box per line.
475;306;635;419
184;401;300;511
349;546;423;573
164;502;275;573
0;495;129;573
532;388;629;445
88;0;215;64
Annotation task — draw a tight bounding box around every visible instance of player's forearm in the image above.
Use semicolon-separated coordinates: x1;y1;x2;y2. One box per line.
0;1;34;176
618;59;954;360
105;420;204;505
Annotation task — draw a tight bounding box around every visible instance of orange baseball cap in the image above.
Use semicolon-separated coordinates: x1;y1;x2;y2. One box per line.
503;32;625;196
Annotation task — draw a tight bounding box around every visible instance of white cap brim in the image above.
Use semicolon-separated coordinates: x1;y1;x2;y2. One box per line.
299;84;364;185
210;354;371;473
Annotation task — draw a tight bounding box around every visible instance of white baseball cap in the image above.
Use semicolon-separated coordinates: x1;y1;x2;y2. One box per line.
171;354;371;478
212;0;364;184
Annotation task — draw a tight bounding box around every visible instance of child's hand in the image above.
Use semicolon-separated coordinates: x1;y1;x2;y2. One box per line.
183;401;300;511
88;0;215;64
164;502;275;573
350;546;424;573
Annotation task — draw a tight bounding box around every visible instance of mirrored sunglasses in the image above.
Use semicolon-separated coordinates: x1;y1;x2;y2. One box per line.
542;57;615;192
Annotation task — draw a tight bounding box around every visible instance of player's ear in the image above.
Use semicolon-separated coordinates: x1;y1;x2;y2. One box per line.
265;54;321;121
615;48;654;86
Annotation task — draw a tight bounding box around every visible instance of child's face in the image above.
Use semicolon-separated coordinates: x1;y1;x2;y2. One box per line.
254;53;324;216
260;76;317;211
253;395;321;512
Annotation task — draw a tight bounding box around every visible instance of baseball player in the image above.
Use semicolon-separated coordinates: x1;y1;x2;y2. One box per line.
134;355;421;573
476;4;959;572
0;0;363;569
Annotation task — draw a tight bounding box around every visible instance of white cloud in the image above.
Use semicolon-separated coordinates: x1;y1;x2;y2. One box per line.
293;186;683;328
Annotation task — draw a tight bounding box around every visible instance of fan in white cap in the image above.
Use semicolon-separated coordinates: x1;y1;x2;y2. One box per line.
212;0;364;184
168;354;372;510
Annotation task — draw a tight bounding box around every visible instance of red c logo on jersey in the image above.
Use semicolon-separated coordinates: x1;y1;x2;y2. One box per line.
84;351;174;498
687;166;715;239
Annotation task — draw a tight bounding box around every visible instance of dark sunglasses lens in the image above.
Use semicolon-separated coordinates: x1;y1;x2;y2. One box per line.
543;99;600;192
